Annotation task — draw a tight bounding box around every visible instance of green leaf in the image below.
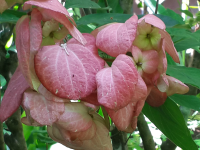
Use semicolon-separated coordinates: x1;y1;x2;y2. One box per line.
142;98;198;150
28;144;36;150
169;94;200;111
77;13;181;27
77;25;93;33
167;65;200;88
107;0;123;13
23;125;34;141
32;130;48;134
7;45;17;53
37;134;56;144
0;10;26;24
166;28;200;52
179;9;193;18
77;13;131;26
0;75;6;87
144;0;166;14
161;9;184;24
65;0;101;9
167;54;178;66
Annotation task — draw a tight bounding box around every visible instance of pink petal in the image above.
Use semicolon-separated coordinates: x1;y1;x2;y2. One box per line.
29;8;43;90
47;125;83;149
158;39;167;74
105;102;135;131
23;0;70;18
16;15;33;88
39;8;87;45
0;67;29;122
56;103;93;132
22;89;65;125
30;8;42;54
96;54;138;110
157;74;169;92
146;86;167;107
35;34;104;99
142;50;159;74
166;76;189;96
82;102;100;112
131;46;143;64
138;14;166;30
16;11;42;90
142;70;160;86
91;23;115;38
81;114;112;150
132;75;147;103
96;15;138;57
38;84;70;103
84;120;112;150
21;116;42;126
23;0;86;44
81;91;100;106
62;121;96;141
159;29;180;63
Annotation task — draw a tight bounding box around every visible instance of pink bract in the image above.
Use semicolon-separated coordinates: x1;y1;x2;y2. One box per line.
35;34;105;100
0;67;29;122
138;14;166;30
106;75;147;131
96;54;138;110
55;103;93;132
146;86;167;107
166;76;189;96
131;46;159;75
38;84;70;103
15;9;42;90
96;15;138;57
23;0;86;45
22;89;65;125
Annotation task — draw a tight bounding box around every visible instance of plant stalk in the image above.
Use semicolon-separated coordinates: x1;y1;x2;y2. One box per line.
137;113;155;150
155;0;159;14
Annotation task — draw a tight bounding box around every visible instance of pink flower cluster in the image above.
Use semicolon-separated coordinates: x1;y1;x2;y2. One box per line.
0;0;189;149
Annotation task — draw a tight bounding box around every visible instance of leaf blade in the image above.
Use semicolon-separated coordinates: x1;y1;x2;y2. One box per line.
142;98;198;150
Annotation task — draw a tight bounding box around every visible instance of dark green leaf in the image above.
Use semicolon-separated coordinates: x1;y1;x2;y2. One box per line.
144;0;166;14
107;0;123;13
28;144;36;150
76;13;131;26
37;134;56;144
0;75;6;87
166;28;200;52
0;10;26;24
169;94;200;111
167;65;200;88
167;54;177;65
179;9;193;17
77;13;181;27
65;0;101;9
32;130;48;134
77;25;93;33
161;9;184;24
142;98;198;150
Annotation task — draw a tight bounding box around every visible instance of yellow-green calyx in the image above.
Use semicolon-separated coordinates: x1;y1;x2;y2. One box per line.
133;20;161;51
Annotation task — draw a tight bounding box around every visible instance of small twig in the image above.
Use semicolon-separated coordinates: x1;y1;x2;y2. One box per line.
155;0;159;14
104;0;110;13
